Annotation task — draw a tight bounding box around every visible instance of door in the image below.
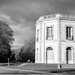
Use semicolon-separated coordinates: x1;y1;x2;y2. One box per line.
66;47;73;64
46;47;54;63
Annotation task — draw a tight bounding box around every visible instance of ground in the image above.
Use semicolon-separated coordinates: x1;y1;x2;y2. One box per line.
0;67;50;75
0;63;75;75
0;66;74;75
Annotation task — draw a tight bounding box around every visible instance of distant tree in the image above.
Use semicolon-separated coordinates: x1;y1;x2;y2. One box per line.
19;38;35;62
10;50;16;62
12;48;22;62
0;20;14;62
16;54;22;62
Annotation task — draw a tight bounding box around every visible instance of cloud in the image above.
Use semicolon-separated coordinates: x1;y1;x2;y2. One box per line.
10;21;35;49
0;12;15;26
0;0;16;6
0;0;54;22
0;0;75;49
0;13;34;49
0;0;75;22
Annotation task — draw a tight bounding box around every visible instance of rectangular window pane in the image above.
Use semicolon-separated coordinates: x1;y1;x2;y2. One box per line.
66;26;73;40
71;27;73;38
66;27;68;39
37;48;38;61
68;50;71;60
47;27;53;39
68;27;71;38
47;50;54;61
37;30;39;41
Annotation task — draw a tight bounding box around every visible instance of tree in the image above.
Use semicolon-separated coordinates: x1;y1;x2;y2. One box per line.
10;50;16;62
0;20;14;62
19;38;35;62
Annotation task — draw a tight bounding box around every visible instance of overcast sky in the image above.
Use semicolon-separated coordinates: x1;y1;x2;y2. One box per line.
0;0;75;49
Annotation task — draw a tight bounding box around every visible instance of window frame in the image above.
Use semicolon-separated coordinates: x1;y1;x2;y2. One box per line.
66;47;73;62
46;26;53;40
37;48;38;61
46;47;54;62
36;29;39;42
66;25;73;41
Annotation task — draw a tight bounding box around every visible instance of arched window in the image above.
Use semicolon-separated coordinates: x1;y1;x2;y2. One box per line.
66;47;73;64
46;47;54;63
66;47;72;61
46;47;53;50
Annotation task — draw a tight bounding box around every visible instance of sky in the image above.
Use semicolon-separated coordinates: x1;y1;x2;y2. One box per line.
0;0;75;49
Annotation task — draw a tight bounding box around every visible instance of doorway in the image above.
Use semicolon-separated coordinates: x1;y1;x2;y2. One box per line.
46;47;54;63
66;47;73;64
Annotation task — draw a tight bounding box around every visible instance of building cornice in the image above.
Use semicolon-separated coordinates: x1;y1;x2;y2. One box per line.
35;14;75;26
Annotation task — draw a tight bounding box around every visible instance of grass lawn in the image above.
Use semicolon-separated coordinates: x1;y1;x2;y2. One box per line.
0;67;73;75
0;66;75;75
0;63;75;75
6;63;75;74
0;67;49;75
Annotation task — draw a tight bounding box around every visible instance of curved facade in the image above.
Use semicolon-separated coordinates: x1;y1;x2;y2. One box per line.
35;14;75;64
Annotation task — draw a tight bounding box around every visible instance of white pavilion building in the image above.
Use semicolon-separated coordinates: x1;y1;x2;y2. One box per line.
35;14;75;64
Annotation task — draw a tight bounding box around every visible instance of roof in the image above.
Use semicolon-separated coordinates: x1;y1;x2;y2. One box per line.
36;14;75;24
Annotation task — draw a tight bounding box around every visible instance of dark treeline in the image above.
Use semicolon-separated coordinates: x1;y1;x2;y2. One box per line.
0;20;14;62
16;38;35;63
0;20;35;63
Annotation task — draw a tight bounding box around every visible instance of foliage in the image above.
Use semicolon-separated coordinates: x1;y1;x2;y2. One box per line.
19;38;35;62
16;54;22;62
0;20;14;62
10;50;16;62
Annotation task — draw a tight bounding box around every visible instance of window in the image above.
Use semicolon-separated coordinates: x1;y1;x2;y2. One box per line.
66;47;72;61
46;47;53;50
46;27;53;40
68;49;71;60
46;47;54;62
37;48;38;61
66;26;73;40
37;30;39;41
